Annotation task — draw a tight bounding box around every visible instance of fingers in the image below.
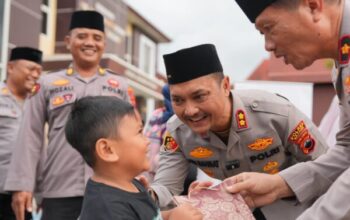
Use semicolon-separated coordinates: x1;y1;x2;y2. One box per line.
136;175;149;188
26;193;33;213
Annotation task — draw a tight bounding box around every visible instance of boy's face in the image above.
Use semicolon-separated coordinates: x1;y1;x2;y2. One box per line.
113;113;151;174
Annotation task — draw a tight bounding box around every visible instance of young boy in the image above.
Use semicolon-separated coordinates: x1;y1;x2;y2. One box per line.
65;96;202;220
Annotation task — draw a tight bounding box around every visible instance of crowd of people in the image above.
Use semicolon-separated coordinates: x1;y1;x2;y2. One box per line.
1;0;350;219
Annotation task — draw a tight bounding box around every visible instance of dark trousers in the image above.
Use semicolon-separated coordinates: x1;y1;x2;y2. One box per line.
41;197;83;220
0;194;32;220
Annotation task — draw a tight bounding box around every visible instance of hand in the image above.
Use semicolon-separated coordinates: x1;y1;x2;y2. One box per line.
223;172;294;208
136;175;149;189
12;191;33;220
169;203;203;220
188;181;213;195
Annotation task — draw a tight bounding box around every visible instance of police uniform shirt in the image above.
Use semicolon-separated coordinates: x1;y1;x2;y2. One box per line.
0;83;23;193
4;67;129;197
151;90;328;208
280;0;350;219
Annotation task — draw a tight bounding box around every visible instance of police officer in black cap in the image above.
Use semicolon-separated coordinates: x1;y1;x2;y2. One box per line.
5;11;129;220
149;44;328;219
0;47;42;220
226;0;350;219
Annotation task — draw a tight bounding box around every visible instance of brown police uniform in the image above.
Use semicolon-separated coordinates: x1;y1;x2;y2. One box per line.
151;89;328;209
4;67;129;198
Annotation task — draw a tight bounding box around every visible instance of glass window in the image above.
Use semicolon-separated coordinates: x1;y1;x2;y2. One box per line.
41;0;49;35
139;34;156;76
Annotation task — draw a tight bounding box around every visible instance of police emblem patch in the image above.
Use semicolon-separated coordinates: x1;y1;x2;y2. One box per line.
190;147;214;159
31;83;41;96
52;96;65;106
52;79;70;86
288;121;315;154
263;161;279;174
248;137;273;151
108;79;119;88
163;132;179;152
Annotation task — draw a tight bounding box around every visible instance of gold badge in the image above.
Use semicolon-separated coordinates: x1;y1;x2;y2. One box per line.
189;147;214;159
248;138;273;151
52;79;70;86
52;96;65;106
163;132;179;153
99;67;105;75
263;161;279;174
66;67;74;76
1;87;9;95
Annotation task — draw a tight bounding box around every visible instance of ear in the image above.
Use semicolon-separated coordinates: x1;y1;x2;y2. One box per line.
7;62;14;76
95;138;119;163
222;76;231;96
304;0;323;22
64;35;71;51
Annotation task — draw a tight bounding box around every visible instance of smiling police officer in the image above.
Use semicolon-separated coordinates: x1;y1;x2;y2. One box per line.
4;11;129;220
150;44;328;220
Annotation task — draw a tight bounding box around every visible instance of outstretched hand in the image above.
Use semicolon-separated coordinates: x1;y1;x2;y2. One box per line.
223;172;294;208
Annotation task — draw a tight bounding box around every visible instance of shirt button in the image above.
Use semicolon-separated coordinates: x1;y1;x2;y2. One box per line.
252;102;258;108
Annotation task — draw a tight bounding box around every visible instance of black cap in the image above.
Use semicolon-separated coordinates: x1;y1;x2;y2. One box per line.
69;10;104;32
163;44;223;85
9;47;43;64
235;0;277;23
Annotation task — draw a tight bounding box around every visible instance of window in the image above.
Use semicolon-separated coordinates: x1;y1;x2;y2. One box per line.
139;34;156;76
41;0;50;35
0;0;10;81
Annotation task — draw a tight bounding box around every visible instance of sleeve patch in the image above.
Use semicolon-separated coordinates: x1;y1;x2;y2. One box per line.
162;131;179;153
288;121;315;154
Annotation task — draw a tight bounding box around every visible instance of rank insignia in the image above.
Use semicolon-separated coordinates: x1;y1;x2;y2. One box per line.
288;121;315;154
344;76;350;94
339;35;350;64
1;87;9;95
108;79;119;88
52;96;65;106
66;67;74;76
190;147;214;159
52;79;70;86
263;161;279;174
248;138;273;151
236;110;248;129
98;67;105;75
31;83;41;96
163;132;179;152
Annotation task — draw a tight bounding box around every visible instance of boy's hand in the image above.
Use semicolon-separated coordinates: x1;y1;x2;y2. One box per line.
188;181;213;194
12;191;33;220
169;203;203;220
136;175;149;189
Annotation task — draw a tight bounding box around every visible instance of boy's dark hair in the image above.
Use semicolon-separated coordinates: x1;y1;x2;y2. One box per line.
65;96;135;167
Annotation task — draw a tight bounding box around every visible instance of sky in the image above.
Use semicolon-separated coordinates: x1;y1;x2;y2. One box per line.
124;0;269;82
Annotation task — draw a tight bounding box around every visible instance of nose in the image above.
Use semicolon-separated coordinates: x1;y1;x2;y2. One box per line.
264;36;275;52
184;102;199;117
83;36;95;47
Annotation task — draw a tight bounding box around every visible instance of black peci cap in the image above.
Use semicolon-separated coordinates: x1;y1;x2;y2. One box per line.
69;10;104;32
235;0;277;23
163;44;223;85
9;47;43;64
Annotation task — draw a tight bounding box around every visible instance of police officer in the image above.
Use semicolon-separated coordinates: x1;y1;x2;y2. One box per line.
224;1;350;219
4;11;129;220
0;47;42;220
150;44;328;219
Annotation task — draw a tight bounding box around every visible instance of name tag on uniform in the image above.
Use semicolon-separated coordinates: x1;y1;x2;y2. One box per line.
225;160;240;170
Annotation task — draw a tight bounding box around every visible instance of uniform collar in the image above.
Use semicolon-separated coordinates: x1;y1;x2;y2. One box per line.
337;0;350;67
65;64;106;83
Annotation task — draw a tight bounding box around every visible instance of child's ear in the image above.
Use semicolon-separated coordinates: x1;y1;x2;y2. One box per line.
95;138;119;162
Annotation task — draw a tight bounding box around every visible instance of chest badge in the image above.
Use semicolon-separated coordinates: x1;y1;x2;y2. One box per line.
263;161;279;174
52;96;65;106
52;79;70;86
1;87;9;95
108;79;119;88
248;138;273;151
190;147;214;159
